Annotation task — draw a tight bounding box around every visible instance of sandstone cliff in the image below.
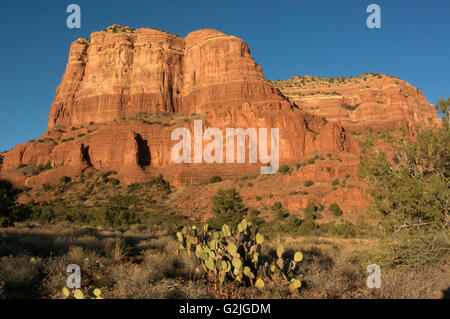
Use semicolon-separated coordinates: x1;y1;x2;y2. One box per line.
0;26;442;216
271;74;441;134
1;26;357;189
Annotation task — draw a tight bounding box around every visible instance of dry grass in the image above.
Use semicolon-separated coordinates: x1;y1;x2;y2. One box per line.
0;224;448;299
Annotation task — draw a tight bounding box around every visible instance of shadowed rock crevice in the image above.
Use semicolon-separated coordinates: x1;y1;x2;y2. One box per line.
80;144;92;167
134;134;151;168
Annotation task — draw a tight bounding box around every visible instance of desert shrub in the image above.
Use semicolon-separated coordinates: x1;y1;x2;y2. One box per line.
342;103;360;111
329;203;343;217
108;178;120;185
279;165;290;175
284;215;302;233
146;174;171;194
247;208;264;226
60;176;71;183
142;211;190;235
37;138;57;145
304;180;314;187
304;203;318;214
273;202;282;210
61;137;74;143
0;181;32;227
0;255;42;298
127;183;142;193
30;162;52;176
209;176;222;183
96;196;140;228
38;207;56;225
323;221;357;238
64;207;89;224
331;178;340;186
207;188;247;230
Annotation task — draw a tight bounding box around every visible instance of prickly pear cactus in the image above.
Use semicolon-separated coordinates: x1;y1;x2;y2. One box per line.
176;219;303;292
60;287;103;299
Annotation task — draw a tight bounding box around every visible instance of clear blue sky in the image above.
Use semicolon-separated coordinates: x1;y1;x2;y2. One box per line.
0;0;449;151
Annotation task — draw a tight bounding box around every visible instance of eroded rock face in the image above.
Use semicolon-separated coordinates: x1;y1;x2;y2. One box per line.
0;26;440;216
47;27;291;129
271;74;441;134
2;26;359;189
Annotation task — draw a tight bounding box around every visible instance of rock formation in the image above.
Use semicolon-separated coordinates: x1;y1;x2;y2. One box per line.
271;74;440;134
0;25;441;215
1;25;359;188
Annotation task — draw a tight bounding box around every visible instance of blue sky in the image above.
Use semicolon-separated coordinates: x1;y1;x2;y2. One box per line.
0;0;449;151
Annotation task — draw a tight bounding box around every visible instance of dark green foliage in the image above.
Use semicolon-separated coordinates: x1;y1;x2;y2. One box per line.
38;207;56;225
279;165;290;175
358;124;449;231
108;178;120;185
329;203;343;217
207;188;247;230
0;181;31;227
61;137;75;143
37;138;57;145
30;162;52;176
60;176;71;184
342;103;361;111
209;175;222;183
97;196;140;227
247;208;264;226
331;178;340;186
146;174;171;194
304;180;314;187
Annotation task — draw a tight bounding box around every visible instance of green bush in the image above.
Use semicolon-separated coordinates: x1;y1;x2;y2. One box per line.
60;176;71;183
304;180;314;187
209;176;222;183
108;178;120;185
97;196;140;228
207;188;247;230
331;178;340;186
38;207;56;225
0;181;31;227
329;203;343;217
146;174;171;194
279;165;290;175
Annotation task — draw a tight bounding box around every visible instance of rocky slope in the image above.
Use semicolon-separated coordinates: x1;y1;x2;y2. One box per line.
271;74;440;134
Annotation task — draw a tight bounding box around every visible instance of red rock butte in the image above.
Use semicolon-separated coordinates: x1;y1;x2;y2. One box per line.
0;25;440;197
